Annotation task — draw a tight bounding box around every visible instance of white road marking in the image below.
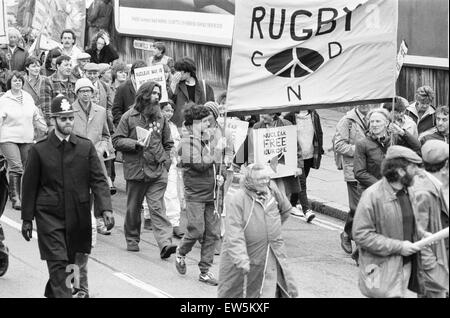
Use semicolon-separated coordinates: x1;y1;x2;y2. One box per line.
113;273;172;298
0;215;173;298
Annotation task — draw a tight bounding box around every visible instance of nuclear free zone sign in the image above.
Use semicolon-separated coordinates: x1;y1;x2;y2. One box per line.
226;0;398;114
253;125;298;178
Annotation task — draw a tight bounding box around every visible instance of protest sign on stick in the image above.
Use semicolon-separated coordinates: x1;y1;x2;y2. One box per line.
252;125;298;178
134;65;169;103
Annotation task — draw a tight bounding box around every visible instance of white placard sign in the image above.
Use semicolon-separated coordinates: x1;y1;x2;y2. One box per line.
226;0;399;113
134;65;168;103
253;125;298;178
218;117;249;156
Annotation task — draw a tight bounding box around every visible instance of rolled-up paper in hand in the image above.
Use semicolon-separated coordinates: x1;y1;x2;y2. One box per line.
412;227;449;249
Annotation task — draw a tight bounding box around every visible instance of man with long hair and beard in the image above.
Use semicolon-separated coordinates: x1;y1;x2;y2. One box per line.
113;81;177;258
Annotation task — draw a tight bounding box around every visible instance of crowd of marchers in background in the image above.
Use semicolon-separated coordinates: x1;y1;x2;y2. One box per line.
0;18;448;299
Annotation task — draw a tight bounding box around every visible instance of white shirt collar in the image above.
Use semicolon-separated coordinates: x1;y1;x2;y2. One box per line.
55;132;70;143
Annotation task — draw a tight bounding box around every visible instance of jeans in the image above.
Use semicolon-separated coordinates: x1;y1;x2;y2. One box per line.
178;201;220;273
343;181;362;239
0;169;7;249
290;158;314;211
124;172;173;251
0;143;33;175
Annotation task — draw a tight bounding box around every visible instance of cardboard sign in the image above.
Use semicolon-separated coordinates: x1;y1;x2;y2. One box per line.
227;0;398;113
133;40;155;52
218;117;249;157
134;65;169;103
252;125;298;178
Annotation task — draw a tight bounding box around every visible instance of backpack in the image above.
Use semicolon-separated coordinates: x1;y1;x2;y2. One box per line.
331;118;355;171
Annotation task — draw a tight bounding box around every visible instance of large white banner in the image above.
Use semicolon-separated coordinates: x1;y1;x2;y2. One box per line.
115;0;235;46
226;0;398;114
253;125;298;178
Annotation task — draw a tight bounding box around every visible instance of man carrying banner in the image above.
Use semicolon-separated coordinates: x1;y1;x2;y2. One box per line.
3;27;28;72
413;140;449;298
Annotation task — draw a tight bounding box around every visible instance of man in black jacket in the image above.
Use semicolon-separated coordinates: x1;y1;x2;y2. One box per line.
21;95;114;298
112;60;146;126
113;81;177;258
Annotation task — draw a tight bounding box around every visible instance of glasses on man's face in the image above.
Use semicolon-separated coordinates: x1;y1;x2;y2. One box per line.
59;116;75;122
79;89;92;95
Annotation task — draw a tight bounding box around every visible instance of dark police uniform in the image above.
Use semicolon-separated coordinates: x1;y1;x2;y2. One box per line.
21;130;112;297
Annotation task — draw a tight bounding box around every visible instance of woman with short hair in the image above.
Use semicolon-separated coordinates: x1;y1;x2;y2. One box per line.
218;163;299;298
0;71;47;210
23;56;51;116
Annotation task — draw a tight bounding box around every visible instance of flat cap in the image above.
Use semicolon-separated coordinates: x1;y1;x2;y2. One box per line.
385;145;422;164
77;52;91;60
421;140;449;164
84;63;100;71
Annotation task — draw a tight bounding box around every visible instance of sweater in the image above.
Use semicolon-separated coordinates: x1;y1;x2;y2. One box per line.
0;90;47;143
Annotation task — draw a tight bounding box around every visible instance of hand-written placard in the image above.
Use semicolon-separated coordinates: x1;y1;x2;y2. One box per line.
134;65;168;103
252;125;298;178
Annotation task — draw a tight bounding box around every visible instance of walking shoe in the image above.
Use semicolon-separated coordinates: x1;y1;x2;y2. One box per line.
340;232;353;254
199;271;218;286
304;210;316;223
160;244;177;259
173;226;184;239
127;243;140;252
73;290;89;298
0;246;9;277
144;219;153;231
291;206;303;217
97;227;111;235
175;249;186;275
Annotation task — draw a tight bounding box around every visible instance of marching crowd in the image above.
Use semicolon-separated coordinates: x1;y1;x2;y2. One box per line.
0;25;448;299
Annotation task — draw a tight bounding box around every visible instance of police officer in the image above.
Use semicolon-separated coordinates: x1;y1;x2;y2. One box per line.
21;95;114;298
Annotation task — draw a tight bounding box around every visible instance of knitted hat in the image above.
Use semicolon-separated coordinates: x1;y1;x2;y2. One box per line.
205;101;220;119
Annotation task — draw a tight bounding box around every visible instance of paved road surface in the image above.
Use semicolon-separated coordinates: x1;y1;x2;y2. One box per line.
0;178;368;298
